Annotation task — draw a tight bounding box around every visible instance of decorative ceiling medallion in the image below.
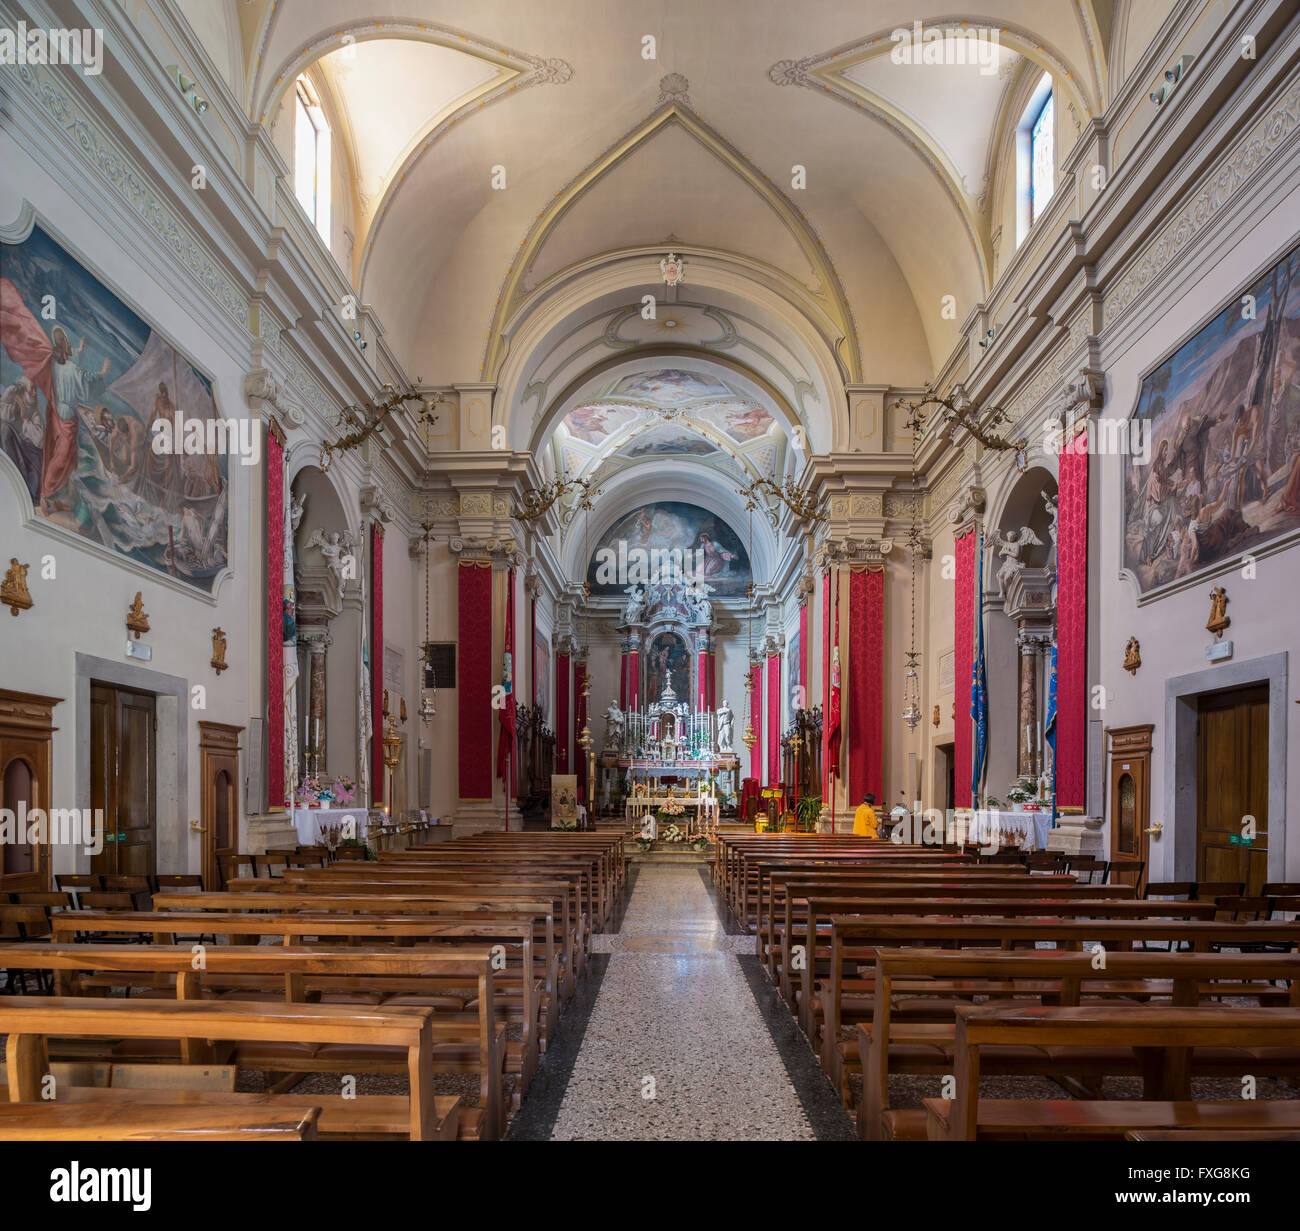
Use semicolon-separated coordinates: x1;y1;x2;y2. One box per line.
657;73;692;108
660;252;686;287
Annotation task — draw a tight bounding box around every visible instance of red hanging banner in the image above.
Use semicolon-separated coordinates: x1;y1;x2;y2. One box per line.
750;660;764;782
457;559;493;800
370;523;385;803
1056;431;1089;809
953;528;976;809
766;650;781;787
265;427;285;811
555;651;571;774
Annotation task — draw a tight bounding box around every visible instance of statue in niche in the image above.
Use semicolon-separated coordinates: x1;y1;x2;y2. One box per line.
1041;491;1059;546
717;698;735;753
306;528;355;581
622;584;646;625
991;524;1043;593
604;699;624;749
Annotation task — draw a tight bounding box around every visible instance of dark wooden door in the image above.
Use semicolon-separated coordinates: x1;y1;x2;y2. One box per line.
89;684;157;877
198;721;241;890
1196;684;1268;894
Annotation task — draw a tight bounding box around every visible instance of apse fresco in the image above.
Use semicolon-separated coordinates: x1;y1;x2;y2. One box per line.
0;224;230;591
616;425;718;459
1123;242;1300;594
587;500;752;596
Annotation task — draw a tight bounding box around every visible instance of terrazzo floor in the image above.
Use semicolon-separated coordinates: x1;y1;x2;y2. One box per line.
527;864;841;1140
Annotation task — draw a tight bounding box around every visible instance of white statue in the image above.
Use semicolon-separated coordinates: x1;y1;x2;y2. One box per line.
991;525;1043;593
1041;490;1059;546
290;492;307;535
623;584;646;625
604;699;624;748
717;698;735;753
689;583;712;624
306;528;356;581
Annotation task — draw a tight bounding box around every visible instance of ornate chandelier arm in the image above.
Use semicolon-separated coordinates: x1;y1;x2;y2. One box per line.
738;474;825;522
902;390;1028;467
320;385;445;471
514;473;602;522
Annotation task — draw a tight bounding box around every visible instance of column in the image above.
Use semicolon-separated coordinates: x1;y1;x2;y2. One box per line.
953;527;976;809
300;627;331;779
696;631;711;712
626;632;640;712
706;645;716;710
766;644;781;786
618;637;630;709
265;421;286;811
370;521;385;803
555;644;571;774
1017;631;1039;778
457;555;494;801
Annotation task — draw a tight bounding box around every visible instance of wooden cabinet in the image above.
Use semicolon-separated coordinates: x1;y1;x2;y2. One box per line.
0;689;63;892
1107;724;1153;891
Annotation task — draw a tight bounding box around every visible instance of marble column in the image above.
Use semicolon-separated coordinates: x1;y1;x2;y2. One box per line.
1017;632;1038;779
300;627;331;779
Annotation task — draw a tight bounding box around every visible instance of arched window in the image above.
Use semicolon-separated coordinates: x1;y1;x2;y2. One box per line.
293;76;331;245
1015;73;1055;246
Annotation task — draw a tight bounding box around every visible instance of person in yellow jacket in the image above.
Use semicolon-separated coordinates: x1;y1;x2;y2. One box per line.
852;793;879;838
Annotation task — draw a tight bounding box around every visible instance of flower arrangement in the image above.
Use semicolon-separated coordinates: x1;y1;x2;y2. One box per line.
1004;777;1038;808
634;834;654;853
689;834;710;851
660;823;686;844
333;776;356;804
297;776;323;805
659;797;686;817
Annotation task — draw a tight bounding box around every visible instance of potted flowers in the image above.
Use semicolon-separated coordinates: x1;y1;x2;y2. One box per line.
1004;778;1037;812
333;775;356;804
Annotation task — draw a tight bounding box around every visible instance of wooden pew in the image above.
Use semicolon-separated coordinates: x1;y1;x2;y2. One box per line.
928;1004;1300;1140
0;997;455;1140
857;948;1300;1139
0;1102;323;1140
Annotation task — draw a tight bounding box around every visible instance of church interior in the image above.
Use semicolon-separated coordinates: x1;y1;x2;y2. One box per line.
1;0;1300;1171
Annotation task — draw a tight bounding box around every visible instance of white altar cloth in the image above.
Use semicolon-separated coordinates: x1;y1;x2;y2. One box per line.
292;806;369;845
966;808;1052;852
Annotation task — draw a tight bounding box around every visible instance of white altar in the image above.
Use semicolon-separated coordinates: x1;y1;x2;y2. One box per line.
947;808;1052;852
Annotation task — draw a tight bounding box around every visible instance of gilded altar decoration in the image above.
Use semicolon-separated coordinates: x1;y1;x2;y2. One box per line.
1;558;32;616
211;627;228;674
1123;636;1142;675
932;704;940;727
126;591;150;638
1206;586;1231;638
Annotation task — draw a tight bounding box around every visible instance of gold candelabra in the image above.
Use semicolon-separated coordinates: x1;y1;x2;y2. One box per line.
738;473;825;522
900;386;1028;471
320;385;445;472
514;472;602;523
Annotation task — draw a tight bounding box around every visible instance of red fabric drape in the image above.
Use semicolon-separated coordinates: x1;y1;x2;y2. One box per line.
457;560;493;799
370;524;385;803
627;647;639;711
619;646;628;709
574;661;588;802
749;661;764;782
555;651;570;773
821;570;832;800
698;646;709;712
953;528;976;809
848;567;884;804
706;651;716;709
1057;431;1090;809
767;652;780;786
265;429;284;810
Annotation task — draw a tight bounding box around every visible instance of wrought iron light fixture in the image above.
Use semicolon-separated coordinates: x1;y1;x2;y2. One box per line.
738;472;825;522
900;384;1028;473
514;470;602;523
319;384;444;472
417;512;437;724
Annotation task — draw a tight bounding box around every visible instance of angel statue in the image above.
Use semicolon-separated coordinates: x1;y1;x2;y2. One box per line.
604;699;625;749
622;584;646;625
1041;490;1059;546
688;582;712;624
716;698;735;753
306;528;356;581
991;524;1043;594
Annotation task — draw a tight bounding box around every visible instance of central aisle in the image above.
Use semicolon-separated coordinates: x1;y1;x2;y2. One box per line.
545;864;817;1140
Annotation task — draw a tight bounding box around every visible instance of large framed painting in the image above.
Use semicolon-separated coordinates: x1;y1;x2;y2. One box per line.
645;631;690;702
1;222;230;592
787;629;801;722
533;630;550;722
587;500;752;596
1122;241;1300;598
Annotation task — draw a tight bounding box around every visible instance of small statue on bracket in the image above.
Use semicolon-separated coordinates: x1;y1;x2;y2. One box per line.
1123;636;1141;676
126;591;150;639
211;627;228;675
1;558;32;617
1206;586;1230;638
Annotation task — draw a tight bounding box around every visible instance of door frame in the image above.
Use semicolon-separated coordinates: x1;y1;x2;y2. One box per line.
198;721;242;890
74;654;189;877
1164;651;1287;886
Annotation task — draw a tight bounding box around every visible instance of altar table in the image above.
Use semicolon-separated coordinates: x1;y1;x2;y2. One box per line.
292;806;369;845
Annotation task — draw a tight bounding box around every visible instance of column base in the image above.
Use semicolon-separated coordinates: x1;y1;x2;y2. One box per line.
1046;812;1106;858
452;798;523;837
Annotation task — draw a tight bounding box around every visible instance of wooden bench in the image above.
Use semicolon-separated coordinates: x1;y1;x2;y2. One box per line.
857;948;1300;1138
0;1102;322;1140
0;997;456;1140
926;1003;1300;1140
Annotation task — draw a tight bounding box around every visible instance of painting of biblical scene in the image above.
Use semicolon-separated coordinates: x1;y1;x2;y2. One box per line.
1123;242;1300;594
563;403;637;445
587;500;752;596
534;631;550;722
616;425;717;459
609;368;731;404
694;401;774;443
1;225;229;591
645;631;691;703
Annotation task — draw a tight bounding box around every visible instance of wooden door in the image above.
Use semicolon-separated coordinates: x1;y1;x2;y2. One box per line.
1196;684;1268;894
198;722;242;890
0;690;62;892
1108;724;1153;891
89;684;157;877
